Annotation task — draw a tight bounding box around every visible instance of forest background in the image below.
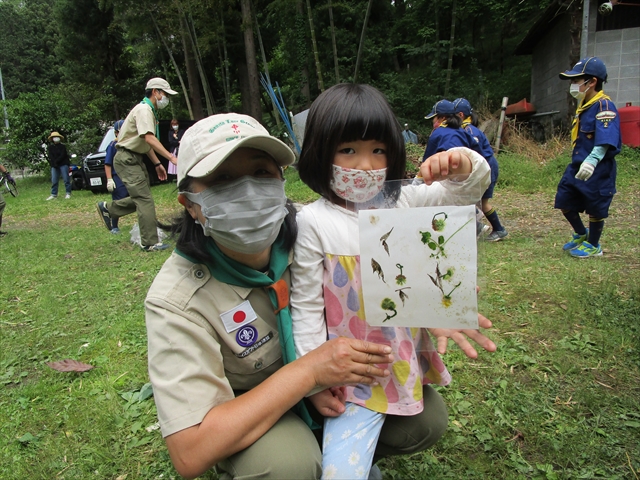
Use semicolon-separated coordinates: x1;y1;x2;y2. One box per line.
0;0;552;171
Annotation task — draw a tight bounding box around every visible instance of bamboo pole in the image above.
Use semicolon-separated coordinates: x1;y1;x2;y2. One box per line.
150;12;194;120
494;97;509;153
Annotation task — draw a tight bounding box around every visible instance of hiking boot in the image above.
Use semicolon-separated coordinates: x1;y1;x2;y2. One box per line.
46;195;57;201
141;242;170;252
485;229;508;242
96;202;113;231
65;193;71;199
562;228;588;251
569;241;602;258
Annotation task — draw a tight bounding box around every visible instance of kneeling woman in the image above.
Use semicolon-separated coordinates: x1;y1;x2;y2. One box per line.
145;114;396;479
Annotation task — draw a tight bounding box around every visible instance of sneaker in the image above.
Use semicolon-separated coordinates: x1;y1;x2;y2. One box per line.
46;195;57;201
141;242;171;252
96;202;113;231
569;241;602;258
485;229;508;242
110;227;120;234
562;229;589;251
0;231;7;237
65;193;71;199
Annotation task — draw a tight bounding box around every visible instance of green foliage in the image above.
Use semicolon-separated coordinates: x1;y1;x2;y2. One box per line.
1;147;639;477
2;85;109;171
0;0;61;97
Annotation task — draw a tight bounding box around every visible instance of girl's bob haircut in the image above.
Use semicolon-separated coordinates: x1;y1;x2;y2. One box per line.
298;84;406;199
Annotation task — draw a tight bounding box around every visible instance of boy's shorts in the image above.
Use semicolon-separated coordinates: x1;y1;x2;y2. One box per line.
482;156;499;199
554;161;616;218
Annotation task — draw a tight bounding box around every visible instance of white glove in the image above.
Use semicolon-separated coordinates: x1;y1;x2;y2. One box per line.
575;161;595;181
107;178;116;192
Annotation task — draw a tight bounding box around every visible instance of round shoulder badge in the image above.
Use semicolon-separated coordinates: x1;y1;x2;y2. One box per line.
236;325;258;348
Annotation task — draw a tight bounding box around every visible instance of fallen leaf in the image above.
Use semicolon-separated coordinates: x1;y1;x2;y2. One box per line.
47;359;94;372
559;304;568;311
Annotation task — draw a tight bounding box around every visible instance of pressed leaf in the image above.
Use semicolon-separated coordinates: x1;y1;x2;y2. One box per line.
47;359;94;372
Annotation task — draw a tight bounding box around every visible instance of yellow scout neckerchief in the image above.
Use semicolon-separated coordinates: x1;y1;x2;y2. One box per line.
462;116;472;128
571;91;610;146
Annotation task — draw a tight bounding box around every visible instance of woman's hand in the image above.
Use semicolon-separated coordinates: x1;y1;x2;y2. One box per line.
309;387;347;417
303;337;393;389
428;314;496;359
420;150;472;185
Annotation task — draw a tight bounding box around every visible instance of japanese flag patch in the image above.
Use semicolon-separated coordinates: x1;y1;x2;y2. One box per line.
220;300;258;333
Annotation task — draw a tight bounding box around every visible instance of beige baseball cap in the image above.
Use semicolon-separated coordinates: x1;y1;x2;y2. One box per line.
145;77;178;95
177;114;295;183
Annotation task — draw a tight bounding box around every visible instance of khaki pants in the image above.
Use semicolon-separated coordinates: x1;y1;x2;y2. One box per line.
107;149;158;246
217;386;447;479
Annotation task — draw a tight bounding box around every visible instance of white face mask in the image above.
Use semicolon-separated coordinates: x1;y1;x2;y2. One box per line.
156;94;170;110
182;176;287;255
172;125;179;131
53;137;61;143
569;81;590;102
329;165;387;203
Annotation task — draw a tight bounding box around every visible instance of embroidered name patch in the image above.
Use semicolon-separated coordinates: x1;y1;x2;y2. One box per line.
236;325;258;348
596;111;616;121
236;331;274;358
220;300;257;333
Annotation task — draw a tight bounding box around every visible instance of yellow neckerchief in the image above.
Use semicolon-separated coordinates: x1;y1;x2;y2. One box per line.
571;90;610;146
462;116;472;128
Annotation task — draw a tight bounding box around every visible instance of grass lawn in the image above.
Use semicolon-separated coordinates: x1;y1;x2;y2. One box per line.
1;147;639;479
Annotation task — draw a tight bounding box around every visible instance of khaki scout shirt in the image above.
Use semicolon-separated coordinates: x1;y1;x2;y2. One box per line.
116;102;156;154
145;252;287;438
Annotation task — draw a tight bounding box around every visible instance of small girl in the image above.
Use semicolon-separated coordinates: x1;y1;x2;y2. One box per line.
291;84;491;479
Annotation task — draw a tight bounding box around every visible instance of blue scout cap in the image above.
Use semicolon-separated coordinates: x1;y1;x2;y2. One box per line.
559;57;608;82
425;99;455;120
453;98;472;117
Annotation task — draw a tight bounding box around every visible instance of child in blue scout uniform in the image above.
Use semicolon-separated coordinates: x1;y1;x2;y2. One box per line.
421;100;480;161
454;98;508;242
556;57;621;258
104;120;129;234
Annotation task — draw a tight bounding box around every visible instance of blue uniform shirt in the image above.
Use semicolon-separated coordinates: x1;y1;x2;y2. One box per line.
421;126;481;162
463;123;495;160
572;97;621;165
554;96;621;218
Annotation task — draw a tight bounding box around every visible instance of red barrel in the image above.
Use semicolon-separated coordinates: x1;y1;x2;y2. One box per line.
619;104;640;148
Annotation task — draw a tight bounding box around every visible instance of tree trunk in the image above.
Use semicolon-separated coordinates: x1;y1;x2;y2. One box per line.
252;2;280;126
354;0;373;84
179;14;204;120
444;0;457;97
328;0;340;83
219;14;232;112
240;0;263;121
305;0;324;92
296;1;311;105
150;11;194;120
184;12;216;115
